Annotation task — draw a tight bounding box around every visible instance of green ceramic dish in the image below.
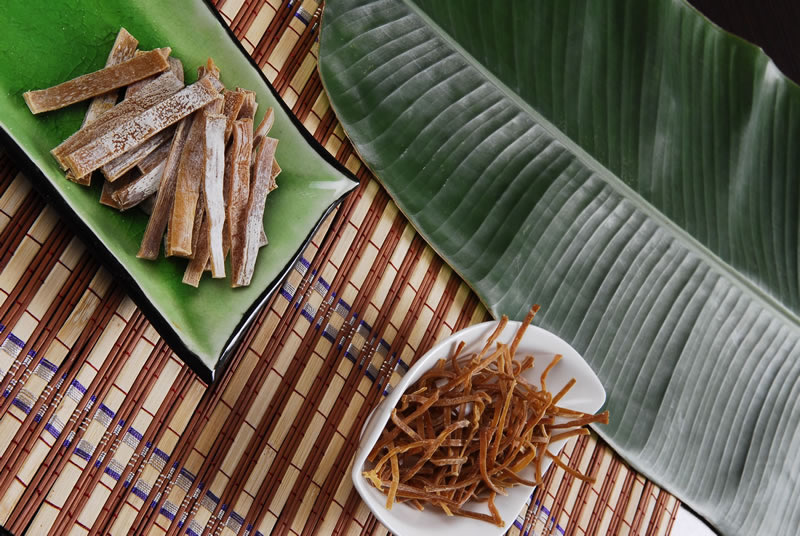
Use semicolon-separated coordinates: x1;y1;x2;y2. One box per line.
0;0;357;382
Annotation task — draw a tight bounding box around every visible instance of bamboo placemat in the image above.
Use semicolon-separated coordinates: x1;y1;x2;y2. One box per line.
0;1;681;534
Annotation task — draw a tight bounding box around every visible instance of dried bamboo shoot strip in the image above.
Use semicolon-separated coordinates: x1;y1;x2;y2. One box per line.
100;126;174;181
113;159;167;211
189;201;205;259
235;137;278;287
52;72;184;167
99;170;140;209
198;58;225;93
198;58;220;79
137;118;191;259
65;170;91;186
24;48;171;114
204;113;227;277
253;107;274;149
227;119;253;284
222;91;245;141
207;95;224;115
169;97;223;258
205;76;225;93
82;28;139;127
207;120;273;274
167;57;185;83
182;215;210;287
204;228;266;272
124;53;151;98
137;139;172;173
236;90;257;120
166;112;206;257
126;55;184;98
167;95;221;258
217;92;245;261
65;77;219;178
256;161;280;248
270;158;281;191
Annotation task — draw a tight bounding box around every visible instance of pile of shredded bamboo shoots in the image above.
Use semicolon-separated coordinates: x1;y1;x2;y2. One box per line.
364;305;609;526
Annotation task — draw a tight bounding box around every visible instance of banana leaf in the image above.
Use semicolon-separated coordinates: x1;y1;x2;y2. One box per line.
318;0;800;533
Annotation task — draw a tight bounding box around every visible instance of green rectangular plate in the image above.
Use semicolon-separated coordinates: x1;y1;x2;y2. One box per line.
0;0;357;383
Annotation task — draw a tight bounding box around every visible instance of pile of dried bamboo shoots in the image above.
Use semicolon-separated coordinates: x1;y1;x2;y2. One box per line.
24;28;279;287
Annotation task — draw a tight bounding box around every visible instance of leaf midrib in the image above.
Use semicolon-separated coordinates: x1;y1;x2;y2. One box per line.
401;0;800;331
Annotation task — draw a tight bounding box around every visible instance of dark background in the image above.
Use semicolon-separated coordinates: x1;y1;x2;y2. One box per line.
690;0;800;83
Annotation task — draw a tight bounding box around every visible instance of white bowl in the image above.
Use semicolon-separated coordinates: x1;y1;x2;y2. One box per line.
352;320;606;536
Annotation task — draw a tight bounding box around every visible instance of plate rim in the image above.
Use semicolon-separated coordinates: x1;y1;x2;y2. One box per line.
0;0;359;383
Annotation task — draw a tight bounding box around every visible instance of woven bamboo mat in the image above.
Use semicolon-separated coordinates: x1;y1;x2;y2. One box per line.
0;1;682;534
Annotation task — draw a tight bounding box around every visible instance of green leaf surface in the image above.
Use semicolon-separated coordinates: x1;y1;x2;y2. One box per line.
319;0;800;532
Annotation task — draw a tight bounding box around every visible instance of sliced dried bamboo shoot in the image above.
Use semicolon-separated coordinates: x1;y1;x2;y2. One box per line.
65;77;219;178
100;126;174;181
65;170;92;186
82;28;139;128
52;71;184;167
99;170;139;209
168;57;185;84
227;119;253;284
198;58;220;79
222;91;245;142
236;89;257;120
113;159;166;211
198;58;225;92
137;139;172;173
126;55;185;98
166;113;206;257
190;202;205;260
137;117;191;259
235;136;278;287
204;113;227;277
182;214;210;287
24;48;171;114
253;107;274;149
